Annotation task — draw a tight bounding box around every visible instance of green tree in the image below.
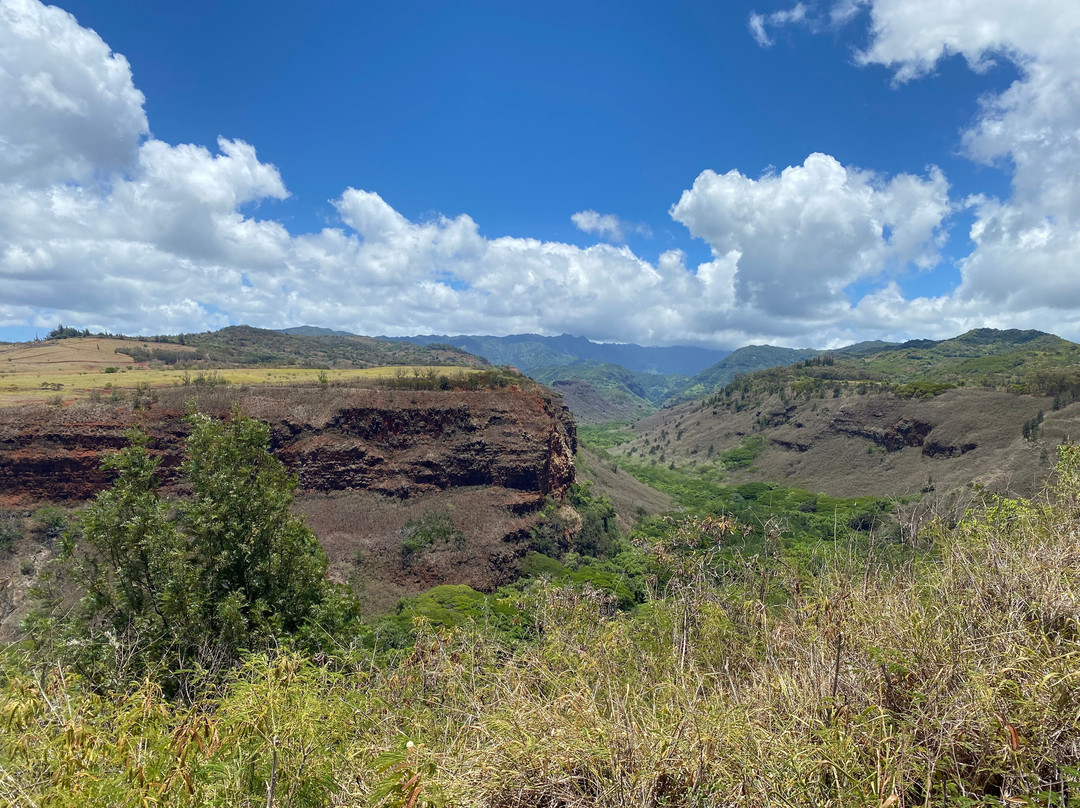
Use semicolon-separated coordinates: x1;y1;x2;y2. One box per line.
30;408;352;694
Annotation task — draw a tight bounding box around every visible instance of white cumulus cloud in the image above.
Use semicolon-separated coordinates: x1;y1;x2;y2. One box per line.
570;210;651;242
0;0;147;187
6;0;1080;351
670;153;950;318
571;210;626;241
848;0;1080;322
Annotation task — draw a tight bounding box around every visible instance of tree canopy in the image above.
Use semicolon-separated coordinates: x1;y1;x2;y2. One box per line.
30;408;353;694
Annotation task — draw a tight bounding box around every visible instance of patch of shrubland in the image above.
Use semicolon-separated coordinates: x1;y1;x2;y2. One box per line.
5;447;1080;805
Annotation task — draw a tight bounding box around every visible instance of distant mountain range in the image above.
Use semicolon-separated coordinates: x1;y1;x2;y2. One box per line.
380;332;731;376
281;328;747;422
274;328;879;421
279;326;1080;425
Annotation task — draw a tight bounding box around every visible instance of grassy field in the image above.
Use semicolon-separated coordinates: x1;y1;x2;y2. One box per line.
0;338;477;405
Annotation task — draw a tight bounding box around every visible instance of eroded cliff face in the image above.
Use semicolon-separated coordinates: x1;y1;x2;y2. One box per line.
0;385;576;507
0;384;576;620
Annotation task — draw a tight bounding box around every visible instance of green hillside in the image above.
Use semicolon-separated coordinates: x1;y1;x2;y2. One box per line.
838;328;1080;386
116;325;488;370
530;361;686;421
668;344;822;404
709;328;1080;403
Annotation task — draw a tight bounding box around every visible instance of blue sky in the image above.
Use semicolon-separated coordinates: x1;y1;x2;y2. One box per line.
1;0;1078;348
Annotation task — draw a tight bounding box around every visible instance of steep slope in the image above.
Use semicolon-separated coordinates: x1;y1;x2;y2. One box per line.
543;379;653;424
614;329;1080;499
615;387;1076;499
0;383;576;625
667;345;824;404
574;447;674;532
531;362;687;423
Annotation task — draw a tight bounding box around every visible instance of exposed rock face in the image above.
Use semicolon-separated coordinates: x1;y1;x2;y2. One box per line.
829;414;935;452
0;385;577;621
0;385;576;507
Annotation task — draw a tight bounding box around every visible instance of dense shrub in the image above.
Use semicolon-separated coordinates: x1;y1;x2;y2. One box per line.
26;408;358;695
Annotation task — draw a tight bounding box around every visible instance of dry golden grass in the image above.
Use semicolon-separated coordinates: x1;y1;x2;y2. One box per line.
5;451;1080;806
0;346;477;406
0;337;171;372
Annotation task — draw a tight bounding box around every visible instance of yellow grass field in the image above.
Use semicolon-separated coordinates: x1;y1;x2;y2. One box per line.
0;338;475;406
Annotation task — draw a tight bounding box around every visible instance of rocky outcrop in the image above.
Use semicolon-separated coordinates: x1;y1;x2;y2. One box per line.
0;385;576;507
921;440;977;459
829;414;934;452
0;384;578;625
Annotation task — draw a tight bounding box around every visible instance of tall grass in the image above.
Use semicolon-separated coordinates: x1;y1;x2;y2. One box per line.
5;450;1080;806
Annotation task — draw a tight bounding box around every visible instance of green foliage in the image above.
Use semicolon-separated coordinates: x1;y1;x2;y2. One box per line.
386;584;531;644
9;448;1080;804
616;457;893;557
528;483;622;562
370;739;443;808
28;409;354;693
46;324;94;339
520;552;641;610
399;510;466;566
719;435;765;469
32;505;68;541
894;380;956;399
377;366;523;392
1022;409;1045;441
567;482;620;558
577;421;637;450
0;509;21;551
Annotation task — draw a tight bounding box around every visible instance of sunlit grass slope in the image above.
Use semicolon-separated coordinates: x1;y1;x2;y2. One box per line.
0;337;478;405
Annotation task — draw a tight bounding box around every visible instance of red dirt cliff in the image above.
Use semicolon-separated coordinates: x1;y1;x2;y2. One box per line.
0;384;577;619
0;384;576;507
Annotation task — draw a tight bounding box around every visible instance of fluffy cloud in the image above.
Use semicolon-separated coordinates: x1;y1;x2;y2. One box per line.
0;0;146;186
571;210;625;241
571;210;651;242
0;0;961;349
4;0;1080;351
670;154;949;318
747;0;1080;335
850;0;1080;318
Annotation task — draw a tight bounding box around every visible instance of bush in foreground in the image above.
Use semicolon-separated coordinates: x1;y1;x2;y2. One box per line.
6;449;1080;805
25;408;357;697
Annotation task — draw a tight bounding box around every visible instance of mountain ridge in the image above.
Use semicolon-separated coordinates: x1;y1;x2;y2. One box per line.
379;332;731;376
